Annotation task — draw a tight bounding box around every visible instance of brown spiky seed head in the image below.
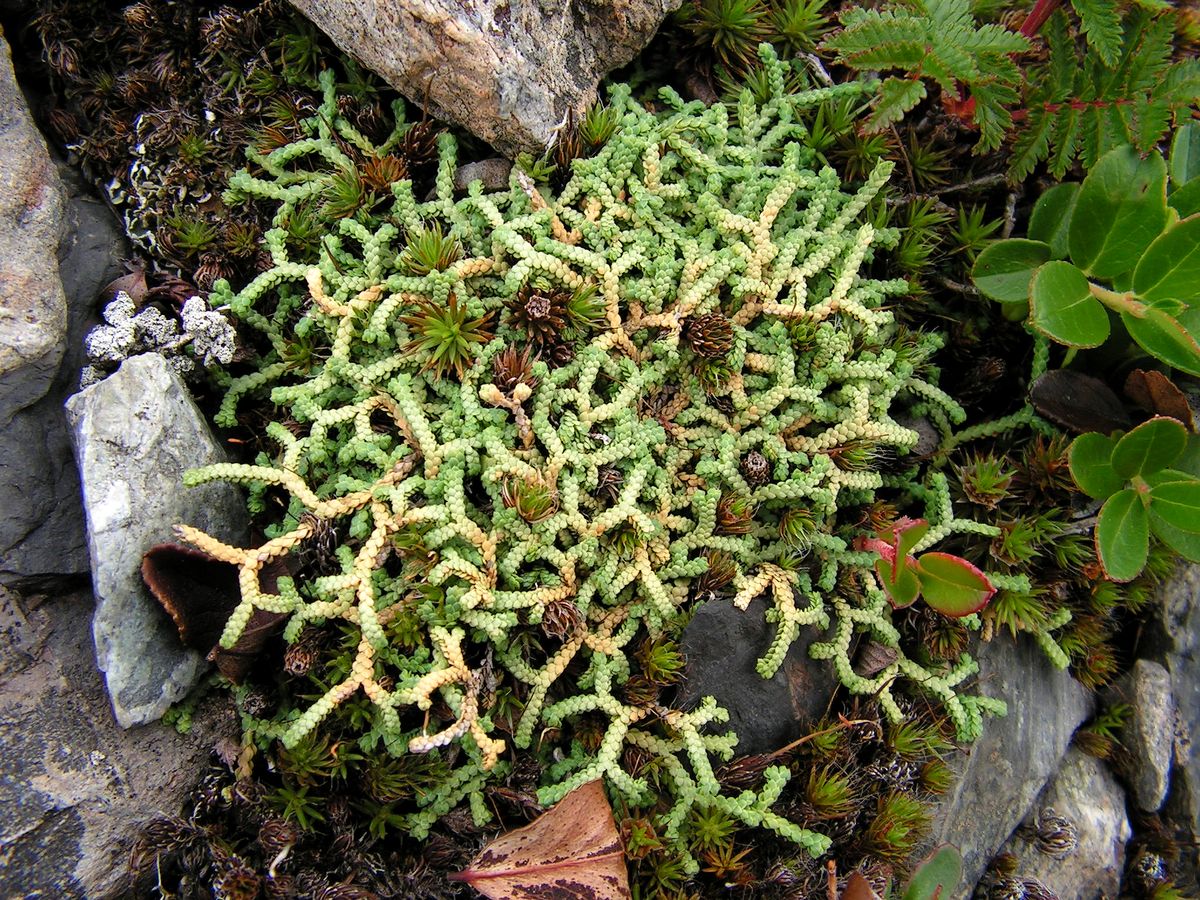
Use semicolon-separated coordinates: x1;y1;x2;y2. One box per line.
683;312;734;359
740;450;771;486
508;283;569;346
284;627;322;677
213;859;261;900
541;597;584;641
595;464;624;503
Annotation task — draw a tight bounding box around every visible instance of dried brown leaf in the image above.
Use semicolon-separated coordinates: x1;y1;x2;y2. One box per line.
1124;368;1194;430
1029;369;1131;434
841;872;883;900
451;781;630;899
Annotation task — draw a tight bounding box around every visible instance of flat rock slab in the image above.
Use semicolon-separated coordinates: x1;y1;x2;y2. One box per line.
0;585;236;899
998;749;1130;899
927;636;1093;894
289;0;680;157
65;353;247;727
677;596;838;755
1123;658;1175;812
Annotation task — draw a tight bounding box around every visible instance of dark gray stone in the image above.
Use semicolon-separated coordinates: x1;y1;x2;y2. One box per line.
927;636;1093;893
677;596;838;755
454;158;514;193
997;749;1130;900
0;584;236;899
0;33;127;584
65;354;248;727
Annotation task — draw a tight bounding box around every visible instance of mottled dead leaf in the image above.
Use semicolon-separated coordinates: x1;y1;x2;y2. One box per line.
451;780;630;899
1125;368;1194;430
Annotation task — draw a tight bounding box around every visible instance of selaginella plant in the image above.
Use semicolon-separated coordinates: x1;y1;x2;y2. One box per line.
973;139;1200;376
177;46;1012;870
1069;416;1200;581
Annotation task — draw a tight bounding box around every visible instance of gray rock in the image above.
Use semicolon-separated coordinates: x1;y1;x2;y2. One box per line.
997;749;1130;900
454;158;514;193
0;584;236;899
1150;565;1200;848
927;636;1093;893
1122;659;1175;812
677;596;838;755
0;33;127;583
288;0;681;157
65;353;248;727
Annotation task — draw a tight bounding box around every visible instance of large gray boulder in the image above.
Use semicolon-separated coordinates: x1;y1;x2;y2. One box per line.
0;34;127;584
0;584;236;899
287;0;681;157
997;749;1130;899
65;353;248;727
927;636;1093;894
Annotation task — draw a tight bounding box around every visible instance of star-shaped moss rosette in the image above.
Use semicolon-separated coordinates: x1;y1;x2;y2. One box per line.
181;46;1018;864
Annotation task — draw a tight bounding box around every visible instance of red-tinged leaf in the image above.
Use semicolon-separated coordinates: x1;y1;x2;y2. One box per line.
451;781;630;900
876;557;921;608
914;553;996;617
1124;369;1195;430
842;872;884;900
141;543;287;682
890;517;930;561
1095;488;1150;582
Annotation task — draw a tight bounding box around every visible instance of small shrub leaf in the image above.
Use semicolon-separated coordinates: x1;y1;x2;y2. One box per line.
903;844;964;900
1096;488;1150;582
1069;146;1169;279
1150;511;1200;562
1132;215;1200;304
1028;182;1080;259
1169;179;1200;219
1030;260;1109;347
1120;302;1200;376
1111;416;1188;478
972;239;1051;304
1068;432;1125;499
1170;124;1200;187
1147;475;1200;532
915;553;996;617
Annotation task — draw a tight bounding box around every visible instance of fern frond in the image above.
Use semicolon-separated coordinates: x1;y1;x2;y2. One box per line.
1071;0;1123;66
869;77;927;131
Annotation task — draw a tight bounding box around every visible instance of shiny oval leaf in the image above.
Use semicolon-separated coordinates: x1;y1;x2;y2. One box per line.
1150;511;1200;562
1133;215;1200;304
1030;261;1109;348
1111;416;1188;478
1068;432;1125;499
1169;179;1200;219
451;781;630;900
1069;146;1169;279
1121;302;1200;376
903;844;964;900
972;239;1051;305
1148;476;1200;532
1028;182;1079;259
1096;488;1150;582
915;553;996;617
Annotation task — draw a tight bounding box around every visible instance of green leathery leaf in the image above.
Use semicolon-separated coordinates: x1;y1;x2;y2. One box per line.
1133;215;1200;304
1121;301;1200;376
1068;432;1124;499
1030;260;1109;348
1150;512;1200;562
915;553;995;618
902;845;963;900
1096;488;1150;582
1110;416;1188;478
1169;179;1200;219
1147;475;1200;533
972;239;1050;306
877;558;921;608
1170;124;1200;187
1028;182;1079;260
1069;146;1169;279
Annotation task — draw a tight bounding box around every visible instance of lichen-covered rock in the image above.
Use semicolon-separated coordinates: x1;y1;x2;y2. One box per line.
996;749;1130;900
65;353;248;727
677;596;838;755
0;584;236;899
926;636;1093;891
1122;658;1175;812
287;0;681;156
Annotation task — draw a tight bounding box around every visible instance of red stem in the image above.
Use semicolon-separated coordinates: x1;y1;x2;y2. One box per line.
1018;0;1063;38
